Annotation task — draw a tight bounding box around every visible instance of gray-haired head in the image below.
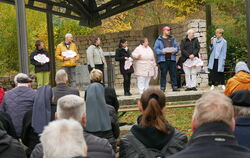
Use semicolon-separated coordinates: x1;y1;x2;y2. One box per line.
14;73;32;86
57;95;86;122
235;61;250;74
65;33;73;39
55;69;68;84
40;119;87;158
187;29;195;35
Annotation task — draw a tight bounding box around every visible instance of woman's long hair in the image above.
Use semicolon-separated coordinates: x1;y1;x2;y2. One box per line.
140;88;168;134
118;39;127;48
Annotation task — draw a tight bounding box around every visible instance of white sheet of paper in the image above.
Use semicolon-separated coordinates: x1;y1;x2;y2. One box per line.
62;50;77;58
183;57;203;68
162;47;177;53
34;54;49;63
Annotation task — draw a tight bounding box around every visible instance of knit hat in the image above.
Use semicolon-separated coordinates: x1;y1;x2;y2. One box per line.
229;90;250;107
235;61;250;74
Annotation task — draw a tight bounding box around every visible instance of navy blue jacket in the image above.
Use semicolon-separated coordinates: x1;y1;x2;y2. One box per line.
168;122;250;158
235;116;250;149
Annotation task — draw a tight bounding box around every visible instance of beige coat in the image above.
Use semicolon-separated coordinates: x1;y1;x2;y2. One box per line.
132;45;156;77
87;45;107;68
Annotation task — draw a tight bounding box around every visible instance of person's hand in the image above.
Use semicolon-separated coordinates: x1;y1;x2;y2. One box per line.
162;51;167;55
171;52;175;55
40;62;45;65
125;57;129;60
189;54;195;59
177;65;181;69
64;57;71;61
211;36;215;44
74;57;78;62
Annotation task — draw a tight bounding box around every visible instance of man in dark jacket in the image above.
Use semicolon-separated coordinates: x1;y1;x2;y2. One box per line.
0;122;26;158
230;90;250;149
30;40;51;87
154;26;179;92
180;29;200;91
1;73;36;138
31;95;115;158
53;69;80;104
168;91;250;158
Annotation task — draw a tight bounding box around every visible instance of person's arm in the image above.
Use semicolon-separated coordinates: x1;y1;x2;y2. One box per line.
222;41;227;60
111;107;120;139
180;40;190;58
100;47;107;67
224;78;232;96
86;46;95;68
115;49;125;61
30;52;42;66
55;44;64;61
193;38;200;56
153;40;164;55
30;143;43;158
173;39;179;55
132;47;141;59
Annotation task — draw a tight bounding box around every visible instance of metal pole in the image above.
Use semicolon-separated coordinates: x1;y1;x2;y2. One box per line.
246;0;250;68
46;12;56;87
15;0;29;74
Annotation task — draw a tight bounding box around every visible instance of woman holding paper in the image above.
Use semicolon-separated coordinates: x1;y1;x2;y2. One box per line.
132;38;157;94
180;29;201;91
30;40;51;87
115;39;134;96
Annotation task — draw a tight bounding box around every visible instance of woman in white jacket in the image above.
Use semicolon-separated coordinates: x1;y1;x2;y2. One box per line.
132;38;156;94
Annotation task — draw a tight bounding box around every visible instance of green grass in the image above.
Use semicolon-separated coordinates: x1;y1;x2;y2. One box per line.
119;106;194;137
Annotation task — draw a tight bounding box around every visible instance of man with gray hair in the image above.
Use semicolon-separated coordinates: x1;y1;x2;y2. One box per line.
168;91;250;158
40;119;87;158
31;95;115;158
230;90;250;148
55;33;79;87
52;69;79;104
1;73;36;138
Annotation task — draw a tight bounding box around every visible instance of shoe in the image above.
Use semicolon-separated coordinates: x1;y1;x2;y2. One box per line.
173;88;180;92
222;85;225;90
210;85;215;90
160;88;165;92
185;88;192;91
191;87;197;91
124;92;132;96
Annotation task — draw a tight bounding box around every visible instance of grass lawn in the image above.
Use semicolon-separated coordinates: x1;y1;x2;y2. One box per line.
119;103;194;137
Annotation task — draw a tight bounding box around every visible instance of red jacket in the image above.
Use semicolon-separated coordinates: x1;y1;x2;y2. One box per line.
0;88;4;105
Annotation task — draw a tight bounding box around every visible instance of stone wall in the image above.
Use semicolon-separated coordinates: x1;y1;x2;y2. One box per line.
75;19;208;89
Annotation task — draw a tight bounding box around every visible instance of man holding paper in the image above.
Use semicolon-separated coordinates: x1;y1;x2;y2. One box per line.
154;26;179;92
56;33;79;88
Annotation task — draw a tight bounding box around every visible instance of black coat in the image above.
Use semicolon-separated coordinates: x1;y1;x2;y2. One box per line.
120;124;187;158
105;87;119;112
52;83;80;104
115;47;134;74
180;37;200;61
0;125;26;158
30;49;50;73
30;132;115;158
0;111;17;139
168;122;250;158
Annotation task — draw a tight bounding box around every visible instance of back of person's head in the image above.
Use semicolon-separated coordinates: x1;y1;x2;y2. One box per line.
40;119;87;158
230;90;250;117
139;88;168;134
57;95;86;122
55;69;68;84
14;73;32;87
235;61;250;74
90;69;103;83
193;91;234;130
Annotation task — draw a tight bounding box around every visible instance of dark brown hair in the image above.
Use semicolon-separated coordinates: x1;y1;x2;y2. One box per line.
89;36;99;45
140;38;148;45
35;40;43;49
140;88;168;134
118;39;127;48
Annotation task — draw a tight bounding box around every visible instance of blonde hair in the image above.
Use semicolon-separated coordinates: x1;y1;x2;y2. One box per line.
193;91;234;128
40;119;87;158
90;69;103;82
216;28;224;34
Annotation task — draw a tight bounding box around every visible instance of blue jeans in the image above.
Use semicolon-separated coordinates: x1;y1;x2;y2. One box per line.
159;61;178;90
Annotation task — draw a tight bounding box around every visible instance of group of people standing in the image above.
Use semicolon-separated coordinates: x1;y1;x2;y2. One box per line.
30;27;228;95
